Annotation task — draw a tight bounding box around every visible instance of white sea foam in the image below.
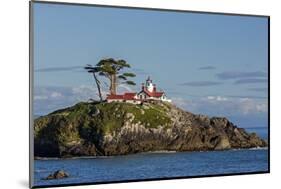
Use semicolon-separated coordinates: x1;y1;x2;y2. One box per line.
140;150;177;154
248;147;268;150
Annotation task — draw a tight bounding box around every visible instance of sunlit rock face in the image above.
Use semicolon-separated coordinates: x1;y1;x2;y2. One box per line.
34;101;267;158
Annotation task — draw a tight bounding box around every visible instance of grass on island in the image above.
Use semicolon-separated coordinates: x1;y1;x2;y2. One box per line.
37;101;172;136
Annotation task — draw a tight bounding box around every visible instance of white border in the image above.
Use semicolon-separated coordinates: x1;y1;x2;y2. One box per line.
1;0;280;189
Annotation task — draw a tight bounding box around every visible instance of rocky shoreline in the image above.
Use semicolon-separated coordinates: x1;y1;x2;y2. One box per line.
34;147;268;160
34;101;267;158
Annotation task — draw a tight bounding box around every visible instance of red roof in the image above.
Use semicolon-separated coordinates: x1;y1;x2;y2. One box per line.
139;88;164;98
107;92;137;100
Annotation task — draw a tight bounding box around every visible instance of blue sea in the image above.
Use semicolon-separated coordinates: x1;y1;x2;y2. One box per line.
33;127;268;187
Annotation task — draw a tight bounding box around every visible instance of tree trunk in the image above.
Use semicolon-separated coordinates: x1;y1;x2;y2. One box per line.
109;74;117;95
93;73;103;101
113;74;117;95
109;75;114;95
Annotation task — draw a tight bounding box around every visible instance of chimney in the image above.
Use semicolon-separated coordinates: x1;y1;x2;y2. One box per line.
142;83;144;90
153;84;156;92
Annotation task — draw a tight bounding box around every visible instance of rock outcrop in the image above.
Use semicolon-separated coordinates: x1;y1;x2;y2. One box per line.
34;101;267;157
45;170;69;180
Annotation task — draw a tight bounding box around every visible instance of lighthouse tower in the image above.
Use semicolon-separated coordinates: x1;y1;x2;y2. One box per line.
145;76;154;92
106;76;171;104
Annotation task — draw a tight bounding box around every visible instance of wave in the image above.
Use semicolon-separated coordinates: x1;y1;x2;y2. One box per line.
248;147;268;150
34;147;268;161
229;147;268;151
140;150;177;154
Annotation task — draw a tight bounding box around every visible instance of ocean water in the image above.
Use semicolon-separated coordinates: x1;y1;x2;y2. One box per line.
33;127;268;187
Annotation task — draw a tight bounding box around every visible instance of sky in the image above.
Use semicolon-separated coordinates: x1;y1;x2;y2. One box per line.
33;2;269;128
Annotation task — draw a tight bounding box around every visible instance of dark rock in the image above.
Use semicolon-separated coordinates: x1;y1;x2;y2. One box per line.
34;101;267;157
45;170;69;180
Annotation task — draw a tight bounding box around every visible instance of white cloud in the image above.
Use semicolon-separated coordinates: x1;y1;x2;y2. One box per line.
34;95;48;100
34;85;101;115
171;97;190;107
206;96;228;102
50;92;63;98
207;96;215;100
171;96;267;116
34;84;140;114
256;104;267;112
72;85;97;101
237;98;268;115
34;85;268;119
118;84;135;93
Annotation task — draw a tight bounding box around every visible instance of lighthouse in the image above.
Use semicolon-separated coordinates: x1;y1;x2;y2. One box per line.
145;76;154;92
106;76;172;103
137;76;172;102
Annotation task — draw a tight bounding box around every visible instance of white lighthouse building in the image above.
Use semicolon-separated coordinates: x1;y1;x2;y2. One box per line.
137;77;171;102
106;76;172;103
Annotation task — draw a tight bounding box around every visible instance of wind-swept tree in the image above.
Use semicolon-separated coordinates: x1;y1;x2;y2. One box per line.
84;64;103;101
96;58;136;95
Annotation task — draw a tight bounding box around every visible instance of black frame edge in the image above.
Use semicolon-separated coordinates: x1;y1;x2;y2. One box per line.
29;1;35;188
267;17;270;173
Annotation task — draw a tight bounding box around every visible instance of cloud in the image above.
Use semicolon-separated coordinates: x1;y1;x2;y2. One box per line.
171;95;268;127
227;95;267;99
248;87;268;92
237;98;268;114
50;91;63;98
234;78;268;84
198;66;216;70
216;71;267;80
34;85;268;127
34;85;101;115
180;81;222;87
172;96;268;117
72;85;104;101
171;97;190;107
35;66;83;72
118;84;135;92
206;96;228;101
33;84;137;115
34;95;48;100
166;87;267;99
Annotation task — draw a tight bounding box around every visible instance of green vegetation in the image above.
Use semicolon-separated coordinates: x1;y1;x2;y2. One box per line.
96;102;171;131
84;58;136;100
35;101;172;143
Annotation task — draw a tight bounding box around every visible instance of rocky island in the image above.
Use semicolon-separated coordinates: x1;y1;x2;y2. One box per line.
34;101;267;158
